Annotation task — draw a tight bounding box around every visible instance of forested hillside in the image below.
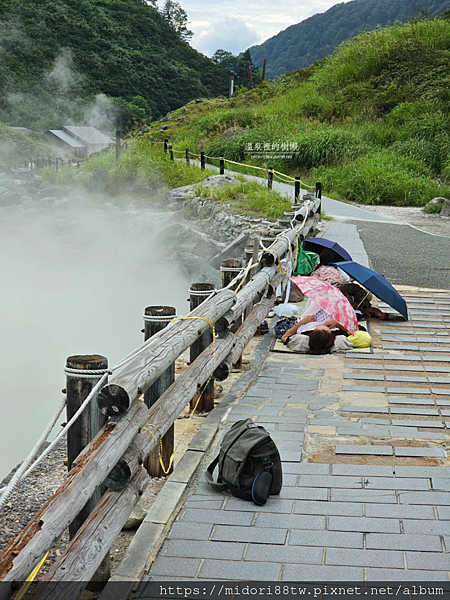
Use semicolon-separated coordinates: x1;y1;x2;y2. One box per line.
0;0;229;131
250;0;450;79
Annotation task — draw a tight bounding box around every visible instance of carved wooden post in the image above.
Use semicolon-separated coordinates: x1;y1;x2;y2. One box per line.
65;354;110;588
189;283;215;412
143;306;176;477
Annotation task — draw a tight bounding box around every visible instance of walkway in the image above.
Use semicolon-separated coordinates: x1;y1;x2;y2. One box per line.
102;186;450;599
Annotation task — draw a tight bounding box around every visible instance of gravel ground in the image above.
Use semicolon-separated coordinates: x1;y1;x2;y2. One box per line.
352;202;450;237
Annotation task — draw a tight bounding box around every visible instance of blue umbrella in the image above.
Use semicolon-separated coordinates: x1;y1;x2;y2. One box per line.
331;261;408;320
303;238;352;263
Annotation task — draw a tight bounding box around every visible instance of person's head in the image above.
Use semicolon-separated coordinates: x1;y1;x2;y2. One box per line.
308;325;334;355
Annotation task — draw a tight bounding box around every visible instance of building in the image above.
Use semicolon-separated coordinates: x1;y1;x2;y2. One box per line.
46;126;114;158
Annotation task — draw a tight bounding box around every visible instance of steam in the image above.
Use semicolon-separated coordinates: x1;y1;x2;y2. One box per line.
0;189;221;480
45;48;83;93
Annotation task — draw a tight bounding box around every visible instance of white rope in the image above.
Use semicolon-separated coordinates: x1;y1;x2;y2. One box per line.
219;266;242;273
0;396;67;509
20;371;109;482
189;288;217;297
64;367;111;379
143;314;175;322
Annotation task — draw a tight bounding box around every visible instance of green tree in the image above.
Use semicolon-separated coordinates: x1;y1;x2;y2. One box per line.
159;0;193;40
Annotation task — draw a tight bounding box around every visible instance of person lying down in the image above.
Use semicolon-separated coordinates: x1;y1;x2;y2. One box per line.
280;299;368;354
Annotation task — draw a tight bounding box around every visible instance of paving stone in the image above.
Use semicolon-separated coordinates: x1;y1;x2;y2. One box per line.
244;543;323;564
366;533;441;552
326;548;404;568
255;513;326;530
335;444;393;456
437;506;450;519
261;422;306;432
362;417;391;424
431;478;450;491
344;373;385;381
294;500;363;517
387;388;431;394
282;565;364;581
283;463;330;475
150;557;201;578
403;519;450;535
345;363;384;370
391;419;444;428
383;355;422;361
429;377;450;384
425;366;450;373
180;508;254;526
366;568;450;581
405;431;446;440
331;464;394;477
281;487;329;501
184;498;225;510
169;522;213;541
424;356;450;362
280;450;303;462
277;442;304;453
211;525;287;544
440;410;450;416
362;425;393;437
390;407;440;416
394;447;446;458
406;552;450;571
330;489;397;503
271;431;305;442
365;504;435;520
385;376;428;383
395;465;450;478
382;344;419;351
342;385;388;393
199;559;281;580
388;397;435;405
297;475;362;489
289;529;363;548
341;406;389;414
432;388;450;395
364;477;429;491
328;516;400;533
223;497;294;513
385;365;425;371
399;491;450;505
162;540;246;560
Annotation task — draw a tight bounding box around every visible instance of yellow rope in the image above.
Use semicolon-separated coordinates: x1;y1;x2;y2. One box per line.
223;158;267;172
273;169;295;181
16;551;50;600
143;315;217;475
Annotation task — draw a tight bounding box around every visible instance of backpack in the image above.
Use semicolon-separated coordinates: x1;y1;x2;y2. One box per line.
273;316;298;339
205;418;283;505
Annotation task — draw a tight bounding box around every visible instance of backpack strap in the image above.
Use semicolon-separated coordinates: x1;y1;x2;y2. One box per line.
204;456;228;491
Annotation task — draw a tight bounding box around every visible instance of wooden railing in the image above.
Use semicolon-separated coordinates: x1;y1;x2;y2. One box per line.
0;194;321;600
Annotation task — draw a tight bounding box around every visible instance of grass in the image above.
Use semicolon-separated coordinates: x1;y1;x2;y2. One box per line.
142;17;450;207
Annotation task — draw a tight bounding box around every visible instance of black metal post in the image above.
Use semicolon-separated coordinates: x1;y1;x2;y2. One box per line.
185;148;190;164
268;168;273;190
201;151;205;169
220;156;225;175
169;145;174;160
164;138;168;154
295;177;300;202
315;182;322;199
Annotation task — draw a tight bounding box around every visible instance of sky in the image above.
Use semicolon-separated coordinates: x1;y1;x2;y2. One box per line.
157;0;353;57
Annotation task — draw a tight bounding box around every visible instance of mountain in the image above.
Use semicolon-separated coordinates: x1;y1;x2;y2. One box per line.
0;0;229;130
249;0;450;79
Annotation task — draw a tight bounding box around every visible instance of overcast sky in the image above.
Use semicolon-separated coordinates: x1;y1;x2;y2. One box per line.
157;1;353;56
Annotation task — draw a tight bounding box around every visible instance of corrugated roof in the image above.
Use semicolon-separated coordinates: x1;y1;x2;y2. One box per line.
48;129;85;148
62;126;113;145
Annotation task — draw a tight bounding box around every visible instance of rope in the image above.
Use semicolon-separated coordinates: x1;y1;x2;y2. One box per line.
273;169;295;181
143;314;175;323
189;288;217;297
141;315;217;475
15;551;50;600
64;367;111;379
273;172;297;184
223;158;267;172
0;396;67;509
219;266;243;273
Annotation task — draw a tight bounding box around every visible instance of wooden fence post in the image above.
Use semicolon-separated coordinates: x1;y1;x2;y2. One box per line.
164;139;168;154
169;144;174;160
185;148;190;164
116;130;121;161
65;354;110;588
201;151;205;169
143;306;176;477
268;167;273;190
262;58;267;82
295;177;300;202
189;283;215;412
220;156;225;175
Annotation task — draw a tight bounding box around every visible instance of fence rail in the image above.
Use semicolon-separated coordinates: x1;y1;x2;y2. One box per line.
0;182;321;600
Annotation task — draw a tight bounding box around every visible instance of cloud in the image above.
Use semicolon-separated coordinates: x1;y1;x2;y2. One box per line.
194;15;261;56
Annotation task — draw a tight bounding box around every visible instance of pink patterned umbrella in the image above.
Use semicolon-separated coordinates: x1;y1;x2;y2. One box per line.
290;275;358;334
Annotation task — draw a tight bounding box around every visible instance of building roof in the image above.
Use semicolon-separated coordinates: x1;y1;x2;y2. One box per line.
62;126;113;146
9;127;32;134
48;129;85;148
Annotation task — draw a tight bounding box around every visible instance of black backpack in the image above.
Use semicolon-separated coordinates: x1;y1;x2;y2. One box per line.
205;418;283;505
